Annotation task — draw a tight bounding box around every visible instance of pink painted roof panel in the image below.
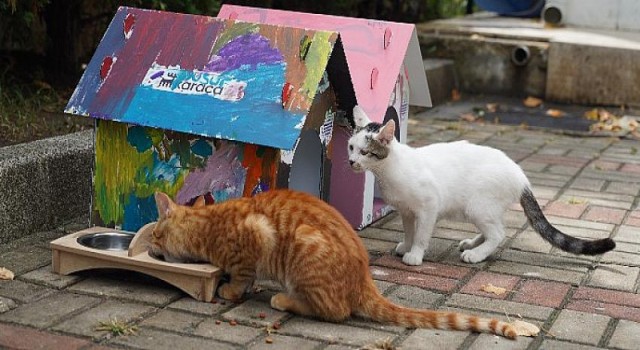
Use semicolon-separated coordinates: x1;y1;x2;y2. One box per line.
217;5;430;123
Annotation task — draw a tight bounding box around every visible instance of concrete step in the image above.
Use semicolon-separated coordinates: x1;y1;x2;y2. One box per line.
0;130;93;244
423;58;458;106
418;14;640;106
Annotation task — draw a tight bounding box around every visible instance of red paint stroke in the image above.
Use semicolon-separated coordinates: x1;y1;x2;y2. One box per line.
384;27;392;49
100;56;114;80
124;13;135;39
370;67;379;89
281;82;293;108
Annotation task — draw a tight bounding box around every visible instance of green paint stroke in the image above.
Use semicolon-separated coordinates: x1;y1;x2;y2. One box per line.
211;22;259;56
302;31;335;100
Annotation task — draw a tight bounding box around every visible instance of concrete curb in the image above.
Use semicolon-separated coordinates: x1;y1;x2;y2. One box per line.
0;130;94;244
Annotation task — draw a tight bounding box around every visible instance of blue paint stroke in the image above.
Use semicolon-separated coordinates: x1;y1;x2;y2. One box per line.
122;193;157;231
191;139;213;157
151;153;181;183
127;125;152;152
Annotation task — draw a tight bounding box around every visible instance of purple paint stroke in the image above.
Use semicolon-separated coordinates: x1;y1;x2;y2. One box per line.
204;33;283;72
175;141;247;204
150;70;164;79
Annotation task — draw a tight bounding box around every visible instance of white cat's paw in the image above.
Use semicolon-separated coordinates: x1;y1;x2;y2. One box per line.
395;242;409;256
460;249;488;264
402;251;424;266
458;238;475;252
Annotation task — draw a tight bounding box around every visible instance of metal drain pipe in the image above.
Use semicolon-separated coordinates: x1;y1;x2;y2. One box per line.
511;45;531;66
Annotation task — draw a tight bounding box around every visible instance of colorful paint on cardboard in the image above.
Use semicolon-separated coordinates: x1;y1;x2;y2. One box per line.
66;7;340;150
93;120;277;230
217;5;431;124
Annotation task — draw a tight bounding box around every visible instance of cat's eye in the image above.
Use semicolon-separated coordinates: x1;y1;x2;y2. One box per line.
349;145;353;151
360;150;368;156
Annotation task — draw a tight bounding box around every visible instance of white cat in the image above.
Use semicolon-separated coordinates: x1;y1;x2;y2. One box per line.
347;106;615;265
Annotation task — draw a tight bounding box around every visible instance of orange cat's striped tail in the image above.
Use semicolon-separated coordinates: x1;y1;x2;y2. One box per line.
357;282;517;339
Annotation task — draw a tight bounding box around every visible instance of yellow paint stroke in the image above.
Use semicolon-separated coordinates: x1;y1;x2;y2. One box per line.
211;21;260;56
302;31;335;100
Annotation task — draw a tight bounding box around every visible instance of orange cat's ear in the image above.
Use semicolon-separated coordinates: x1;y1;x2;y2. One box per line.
192;195;206;208
154;192;176;219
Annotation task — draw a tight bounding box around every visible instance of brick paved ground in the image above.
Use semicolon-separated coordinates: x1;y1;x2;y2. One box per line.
1;107;640;349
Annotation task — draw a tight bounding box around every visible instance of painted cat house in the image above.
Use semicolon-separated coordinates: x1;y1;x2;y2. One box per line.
217;5;431;228
65;6;360;231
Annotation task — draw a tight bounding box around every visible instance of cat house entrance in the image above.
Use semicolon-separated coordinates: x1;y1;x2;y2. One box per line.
288;129;323;198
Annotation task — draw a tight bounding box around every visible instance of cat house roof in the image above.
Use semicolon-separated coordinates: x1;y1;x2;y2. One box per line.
217;5;431;123
65;6;352;150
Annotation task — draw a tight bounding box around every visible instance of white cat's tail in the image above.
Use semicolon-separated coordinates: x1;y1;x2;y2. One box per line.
520;188;616;255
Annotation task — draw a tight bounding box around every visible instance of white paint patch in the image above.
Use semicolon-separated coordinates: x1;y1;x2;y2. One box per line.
371;269;389;277
319;110;334;146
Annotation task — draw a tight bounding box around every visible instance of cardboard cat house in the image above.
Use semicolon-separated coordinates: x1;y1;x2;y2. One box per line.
217;5;431;228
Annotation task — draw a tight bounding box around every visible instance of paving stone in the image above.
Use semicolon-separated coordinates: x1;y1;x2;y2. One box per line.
323;345;358;350
547;165;581;176
371;254;472;279
615;225;640;244
369;266;459;292
546;216;615;232
488;260;586;284
0;247;51;275
436;219;477;233
626;210;640;227
194;318;263;345
166;296;231;316
530;185;562;201
573;286;640;308
509;229;554;253
277;317;396;347
110;327;235;350
459;272;520;300
560;190;635;209
590;160;621;171
386;284;444;309
247;334;322;350
358;227;402;242
0;323;90;350
600;243;640;265
222;299;288;327
588;264;640;292
543;201;588;219
0;296;17;313
0;292;100;328
380;214;403;231
446;293;554;321
549;309;609;345
605;181;640;195
360;238;396;253
0;279;55;303
621;163;640;174
551;224;613;241
539;339;602;350
399;328;468;350
607;319;640;350
468;333;532;350
498;249;594;272
68;274;183;306
583;206;627;224
566;299;640;323
512;280;571;308
581;168;640;183
19;265;83;289
569;177;606;192
141;309;203;333
53;300;155;338
374;280;395;294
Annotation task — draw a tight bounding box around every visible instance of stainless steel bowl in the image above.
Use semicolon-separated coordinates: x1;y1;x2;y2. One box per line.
77;232;134;251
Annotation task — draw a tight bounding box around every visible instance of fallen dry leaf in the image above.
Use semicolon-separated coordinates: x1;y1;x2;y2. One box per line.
486;103;498;113
523;96;543;108
511;320;540;337
584;108;600;120
451;89;461;102
460;112;477;122
480;283;507;296
0;267;14;280
546;109;566;118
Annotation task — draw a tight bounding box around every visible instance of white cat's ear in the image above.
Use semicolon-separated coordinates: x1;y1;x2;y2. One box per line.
155;192;176;219
353;105;372;128
375;119;396;145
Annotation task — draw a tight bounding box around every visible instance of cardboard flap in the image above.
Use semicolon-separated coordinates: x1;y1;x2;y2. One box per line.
218;5;431;122
65;7;341;150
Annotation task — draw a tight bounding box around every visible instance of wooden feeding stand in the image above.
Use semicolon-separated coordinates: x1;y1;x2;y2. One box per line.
50;223;222;302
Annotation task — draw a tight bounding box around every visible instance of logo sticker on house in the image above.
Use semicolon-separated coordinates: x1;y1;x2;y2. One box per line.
142;64;247;102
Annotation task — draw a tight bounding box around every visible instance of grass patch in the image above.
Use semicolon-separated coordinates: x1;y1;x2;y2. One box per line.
95;318;139;336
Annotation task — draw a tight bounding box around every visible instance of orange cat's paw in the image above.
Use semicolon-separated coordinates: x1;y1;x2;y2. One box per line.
218;283;242;301
270;293;289;311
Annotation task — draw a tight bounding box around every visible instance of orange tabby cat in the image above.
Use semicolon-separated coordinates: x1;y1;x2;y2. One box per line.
151;190;517;339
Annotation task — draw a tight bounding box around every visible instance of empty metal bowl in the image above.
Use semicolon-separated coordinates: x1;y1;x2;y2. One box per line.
77;232;134;251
